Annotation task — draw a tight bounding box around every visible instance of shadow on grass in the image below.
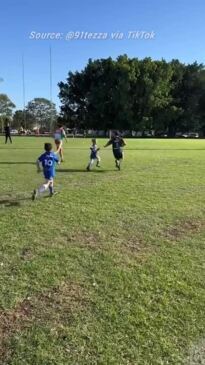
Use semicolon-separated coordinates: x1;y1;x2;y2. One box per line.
0;162;35;165
57;168;107;173
0;196;32;208
126;148;205;151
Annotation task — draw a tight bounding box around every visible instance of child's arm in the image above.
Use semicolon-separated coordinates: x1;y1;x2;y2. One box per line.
104;140;112;148
54;155;61;165
121;139;126;147
36;159;41;172
62;129;67;142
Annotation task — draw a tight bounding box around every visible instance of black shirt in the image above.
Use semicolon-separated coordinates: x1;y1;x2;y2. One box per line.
5;126;10;135
108;137;125;151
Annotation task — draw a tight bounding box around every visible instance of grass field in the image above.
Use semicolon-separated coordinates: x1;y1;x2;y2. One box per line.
0;137;205;365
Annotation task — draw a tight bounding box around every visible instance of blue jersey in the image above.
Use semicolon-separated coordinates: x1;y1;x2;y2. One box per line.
38;152;59;179
90;145;99;159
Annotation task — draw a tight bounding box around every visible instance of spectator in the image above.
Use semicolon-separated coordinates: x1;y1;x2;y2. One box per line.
4;120;12;144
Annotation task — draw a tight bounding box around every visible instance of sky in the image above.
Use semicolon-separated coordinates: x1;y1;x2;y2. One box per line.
0;0;205;111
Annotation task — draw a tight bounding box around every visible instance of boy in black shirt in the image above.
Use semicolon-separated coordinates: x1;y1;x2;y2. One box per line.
104;132;126;170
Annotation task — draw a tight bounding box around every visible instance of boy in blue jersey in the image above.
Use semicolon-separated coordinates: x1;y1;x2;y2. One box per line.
32;143;59;200
104;131;126;170
86;138;101;171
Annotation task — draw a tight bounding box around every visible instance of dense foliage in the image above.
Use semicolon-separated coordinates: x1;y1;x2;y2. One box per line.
59;56;205;136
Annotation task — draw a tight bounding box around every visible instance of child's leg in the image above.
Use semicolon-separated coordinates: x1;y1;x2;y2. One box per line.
96;156;101;167
116;153;124;170
48;179;54;196
38;179;51;194
32;179;51;200
87;159;94;170
56;141;63;162
118;152;124;168
55;141;59;151
59;147;64;162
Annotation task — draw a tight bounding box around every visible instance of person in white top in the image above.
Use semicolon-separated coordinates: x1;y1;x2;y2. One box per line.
53;123;66;162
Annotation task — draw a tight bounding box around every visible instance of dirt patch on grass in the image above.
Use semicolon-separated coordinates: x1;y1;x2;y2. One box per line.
0;281;87;364
68;230;144;252
0;298;33;362
106;230;144;252
32;282;88;323
67;231;103;249
164;219;205;241
46;230;105;251
184;339;205;364
107;232;151;265
118;237;142;254
20;247;34;261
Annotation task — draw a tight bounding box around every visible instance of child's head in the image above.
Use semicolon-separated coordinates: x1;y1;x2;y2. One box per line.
92;138;96;145
44;143;52;152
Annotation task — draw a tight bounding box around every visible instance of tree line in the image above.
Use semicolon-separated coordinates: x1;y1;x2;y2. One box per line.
0;96;57;132
1;55;205;136
59;56;205;137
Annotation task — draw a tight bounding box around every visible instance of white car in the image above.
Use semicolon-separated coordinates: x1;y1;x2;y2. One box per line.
10;129;18;134
182;132;199;138
188;132;199;138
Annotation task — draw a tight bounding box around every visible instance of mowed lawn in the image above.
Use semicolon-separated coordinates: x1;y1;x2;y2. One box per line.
0;137;205;365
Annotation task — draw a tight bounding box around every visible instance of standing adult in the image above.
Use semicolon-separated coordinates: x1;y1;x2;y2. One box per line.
4;120;12;144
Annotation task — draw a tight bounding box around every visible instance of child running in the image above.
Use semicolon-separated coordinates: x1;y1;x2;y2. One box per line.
32;143;59;200
86;138;101;171
54;123;66;162
104;131;126;170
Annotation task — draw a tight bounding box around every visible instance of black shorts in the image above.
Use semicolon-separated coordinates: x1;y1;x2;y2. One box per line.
113;150;123;160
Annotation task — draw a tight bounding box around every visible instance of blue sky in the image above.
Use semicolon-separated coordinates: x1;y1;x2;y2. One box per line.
0;0;204;111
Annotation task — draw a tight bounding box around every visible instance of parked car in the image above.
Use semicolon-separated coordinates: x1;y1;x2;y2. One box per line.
10;129;18;134
182;132;199;138
188;132;199;138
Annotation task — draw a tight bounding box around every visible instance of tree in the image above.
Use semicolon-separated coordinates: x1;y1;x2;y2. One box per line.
130;58;173;132
58;56;205;135
0;94;16;132
164;61;205;136
25;98;57;131
59;56;134;131
13;110;36;130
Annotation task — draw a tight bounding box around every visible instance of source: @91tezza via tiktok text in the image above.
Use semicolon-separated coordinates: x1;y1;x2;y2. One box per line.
29;30;156;41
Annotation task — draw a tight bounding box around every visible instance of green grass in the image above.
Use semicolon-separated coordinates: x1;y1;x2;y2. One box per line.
0;137;205;365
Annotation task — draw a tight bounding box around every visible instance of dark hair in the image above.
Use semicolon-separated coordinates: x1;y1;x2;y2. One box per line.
44;143;52;152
